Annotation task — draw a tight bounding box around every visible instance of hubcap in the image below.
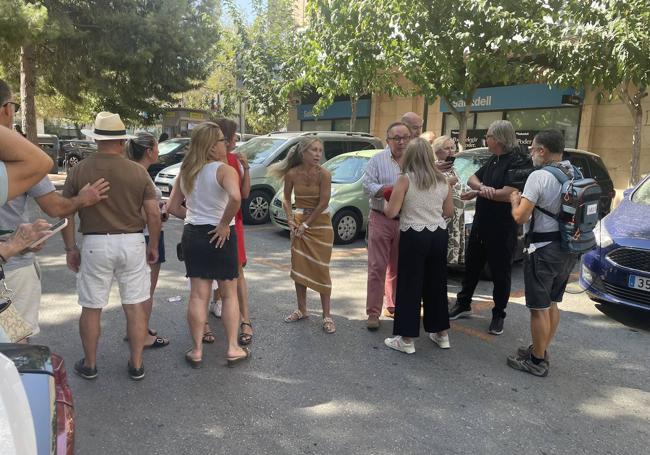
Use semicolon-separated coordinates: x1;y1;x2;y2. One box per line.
337;215;357;241
249;196;269;221
68;156;79;167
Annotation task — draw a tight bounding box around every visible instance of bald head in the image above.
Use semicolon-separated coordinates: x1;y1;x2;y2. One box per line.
400;112;423;137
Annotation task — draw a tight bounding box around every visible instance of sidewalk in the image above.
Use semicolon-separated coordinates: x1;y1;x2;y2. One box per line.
49;172;66;190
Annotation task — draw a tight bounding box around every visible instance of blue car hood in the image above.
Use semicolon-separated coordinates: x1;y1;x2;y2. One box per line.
604;198;650;246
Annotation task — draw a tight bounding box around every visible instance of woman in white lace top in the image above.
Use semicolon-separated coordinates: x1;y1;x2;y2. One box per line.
382;138;454;354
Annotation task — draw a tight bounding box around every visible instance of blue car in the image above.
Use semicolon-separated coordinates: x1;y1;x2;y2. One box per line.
580;174;650;311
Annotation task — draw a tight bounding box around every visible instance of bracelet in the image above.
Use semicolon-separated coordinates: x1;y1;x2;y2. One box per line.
64;244;78;252
301;222;310;230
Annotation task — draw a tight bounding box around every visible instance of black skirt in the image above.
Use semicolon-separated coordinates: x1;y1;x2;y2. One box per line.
181;224;239;280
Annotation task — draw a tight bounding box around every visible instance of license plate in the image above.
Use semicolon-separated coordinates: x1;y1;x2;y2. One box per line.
156;184;170;194
628;275;650;292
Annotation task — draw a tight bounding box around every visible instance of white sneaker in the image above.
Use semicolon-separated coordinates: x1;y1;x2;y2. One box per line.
429;333;450;349
209;300;222;318
384;336;415;354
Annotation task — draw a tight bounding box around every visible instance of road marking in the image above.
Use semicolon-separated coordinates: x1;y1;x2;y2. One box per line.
451;322;494;343
252;257;290;272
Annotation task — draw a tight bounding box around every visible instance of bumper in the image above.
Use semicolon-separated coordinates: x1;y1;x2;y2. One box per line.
580;248;650;311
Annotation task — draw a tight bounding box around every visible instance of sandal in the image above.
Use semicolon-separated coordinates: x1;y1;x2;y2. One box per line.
202;322;215;344
144;336;170;349
238;321;253;346
185;350;202;369
322;317;336;334
284;309;308;323
226;347;251;367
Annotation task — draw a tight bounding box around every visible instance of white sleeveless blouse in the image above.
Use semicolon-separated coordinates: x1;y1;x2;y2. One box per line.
399;173;448;232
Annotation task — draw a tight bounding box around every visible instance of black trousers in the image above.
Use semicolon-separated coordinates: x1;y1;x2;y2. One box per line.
393;228;450;338
456;224;517;318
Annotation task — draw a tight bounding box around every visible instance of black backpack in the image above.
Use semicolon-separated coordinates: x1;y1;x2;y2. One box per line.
528;163;602;254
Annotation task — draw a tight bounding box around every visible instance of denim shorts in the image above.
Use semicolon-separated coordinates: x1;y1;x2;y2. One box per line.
524;241;577;310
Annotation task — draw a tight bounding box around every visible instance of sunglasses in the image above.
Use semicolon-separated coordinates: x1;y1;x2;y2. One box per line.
3;101;20;112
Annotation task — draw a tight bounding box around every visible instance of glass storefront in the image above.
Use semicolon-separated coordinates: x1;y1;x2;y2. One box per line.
443;106;581;148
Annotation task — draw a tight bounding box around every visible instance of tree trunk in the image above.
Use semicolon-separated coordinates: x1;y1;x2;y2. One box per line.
444;90;475;152
349;96;358;132
20;45;38;144
618;84;646;187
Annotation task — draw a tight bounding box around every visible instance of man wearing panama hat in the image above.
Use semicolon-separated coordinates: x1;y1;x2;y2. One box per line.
62;111;162;381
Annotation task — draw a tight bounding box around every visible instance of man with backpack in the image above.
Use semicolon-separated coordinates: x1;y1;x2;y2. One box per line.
508;129;600;377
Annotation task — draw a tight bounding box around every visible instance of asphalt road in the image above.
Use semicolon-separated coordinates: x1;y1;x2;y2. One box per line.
29;211;650;455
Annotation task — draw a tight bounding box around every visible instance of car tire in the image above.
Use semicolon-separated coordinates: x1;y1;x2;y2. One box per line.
243;190;271;225
332;209;360;245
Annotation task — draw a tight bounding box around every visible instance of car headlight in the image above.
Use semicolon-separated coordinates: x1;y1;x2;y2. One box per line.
594;221;613;248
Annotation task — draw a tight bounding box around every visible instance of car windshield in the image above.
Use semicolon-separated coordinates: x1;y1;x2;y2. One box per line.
632;178;650;205
324;155;369;184
236;138;286;164
158;140;187;157
453;152;490;185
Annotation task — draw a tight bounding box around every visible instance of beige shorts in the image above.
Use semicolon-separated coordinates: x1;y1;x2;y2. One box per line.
5;261;42;335
78;233;150;308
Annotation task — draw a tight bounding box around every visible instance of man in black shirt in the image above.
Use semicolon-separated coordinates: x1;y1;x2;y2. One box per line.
448;120;532;335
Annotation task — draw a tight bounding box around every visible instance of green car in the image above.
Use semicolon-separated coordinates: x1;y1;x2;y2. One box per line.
269;149;382;244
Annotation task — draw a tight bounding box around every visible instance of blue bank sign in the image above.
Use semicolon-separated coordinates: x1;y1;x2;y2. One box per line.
440;84;583;113
299;99;371;120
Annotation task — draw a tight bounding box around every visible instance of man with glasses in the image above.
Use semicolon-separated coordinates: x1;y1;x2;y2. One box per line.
362;122;411;329
0;79;108;341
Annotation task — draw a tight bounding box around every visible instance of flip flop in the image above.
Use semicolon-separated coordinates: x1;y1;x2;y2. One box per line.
203;322;215;344
185;350;202;369
144;336;170;349
123;328;158;342
226;347;251;367
238;321;253;346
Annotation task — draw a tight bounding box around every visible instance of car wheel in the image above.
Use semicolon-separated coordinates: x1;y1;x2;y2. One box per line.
67;155;80;168
243;190;271;225
332;209;360;245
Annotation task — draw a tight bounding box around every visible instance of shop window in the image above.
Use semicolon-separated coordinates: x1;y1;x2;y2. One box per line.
506;108;580;148
475;111;504;129
301;120;332;131
333;118;370;133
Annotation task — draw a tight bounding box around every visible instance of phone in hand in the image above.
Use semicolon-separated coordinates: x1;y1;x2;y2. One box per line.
445;155;456;163
28;218;68;249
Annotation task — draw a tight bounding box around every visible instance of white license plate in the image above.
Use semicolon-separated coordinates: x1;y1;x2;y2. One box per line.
157;184;170;194
628;275;650;292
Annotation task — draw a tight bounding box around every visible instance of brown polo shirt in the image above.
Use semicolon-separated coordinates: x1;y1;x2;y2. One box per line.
63;153;157;234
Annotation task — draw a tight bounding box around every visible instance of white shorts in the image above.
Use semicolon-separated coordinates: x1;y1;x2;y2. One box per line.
78;233;150;308
5;261;42;335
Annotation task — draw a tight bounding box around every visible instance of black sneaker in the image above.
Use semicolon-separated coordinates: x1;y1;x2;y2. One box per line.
448;302;471;320
74;358;98;380
507;354;549;377
127;361;145;381
488;316;504;335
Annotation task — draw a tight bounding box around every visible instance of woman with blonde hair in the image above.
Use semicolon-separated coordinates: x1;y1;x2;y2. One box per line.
433;135;465;265
270;138;336;334
383;137;454;354
124;132;170;348
167;122;250;367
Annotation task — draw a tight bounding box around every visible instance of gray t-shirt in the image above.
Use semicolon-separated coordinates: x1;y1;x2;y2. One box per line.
0;176;55;271
522;161;574;251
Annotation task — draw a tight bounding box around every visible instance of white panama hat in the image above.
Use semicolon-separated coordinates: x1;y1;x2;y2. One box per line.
81;111;135;141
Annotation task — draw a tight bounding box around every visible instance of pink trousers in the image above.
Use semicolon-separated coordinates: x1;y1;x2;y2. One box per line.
366;210;400;317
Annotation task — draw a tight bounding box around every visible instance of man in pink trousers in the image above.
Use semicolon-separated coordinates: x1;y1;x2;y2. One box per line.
362;121;412;330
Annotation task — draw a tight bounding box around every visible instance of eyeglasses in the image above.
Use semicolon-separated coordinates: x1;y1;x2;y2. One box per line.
3;101;19;112
387;135;411;143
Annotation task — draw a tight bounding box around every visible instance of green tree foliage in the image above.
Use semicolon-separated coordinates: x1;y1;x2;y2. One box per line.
226;0;301;133
295;0;401;131
534;0;650;185
0;0;220;134
381;0;541;148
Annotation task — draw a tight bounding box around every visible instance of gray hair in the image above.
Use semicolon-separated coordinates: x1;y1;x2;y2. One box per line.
432;135;453;154
126;131;157;162
487;120;518;150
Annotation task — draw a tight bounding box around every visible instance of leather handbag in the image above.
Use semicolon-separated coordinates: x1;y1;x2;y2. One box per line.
0;267;33;343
